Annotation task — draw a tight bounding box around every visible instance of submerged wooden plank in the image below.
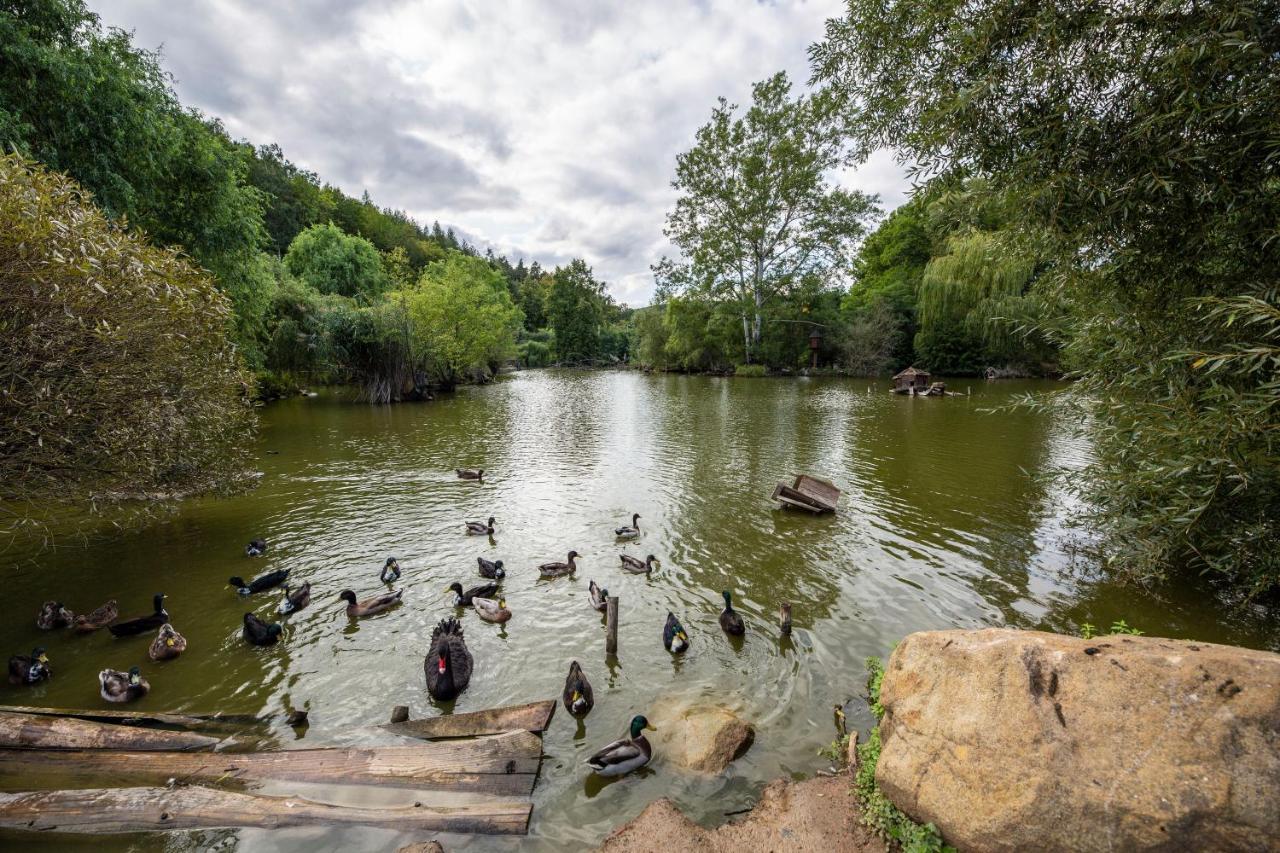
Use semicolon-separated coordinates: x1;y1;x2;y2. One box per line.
0;705;268;729
0;786;531;835
382;700;556;740
0;711;218;752
0;730;542;796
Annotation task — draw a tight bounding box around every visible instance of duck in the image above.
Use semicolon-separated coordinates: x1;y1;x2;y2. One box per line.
477;557;505;579
588;580;609;612
277;582;311;615
99;666;149;702
834;704;848;738
228;568;290;595
586;714;655;776
108;594;168;637
538;550;580;578
663;612;690;653
242;612;283;646
339;588;402;618
36;601;74;630
8;647;50;685
456;468;484;480
719;590;745;636
448;581;499;607
72;599;118;633
620;554;659;574
562;660;594;716
245;538;268;557
614;513;641;540
379;557;401;584
148;623;187;661
473;597;512;624
425;617;473;701
466;516;496;536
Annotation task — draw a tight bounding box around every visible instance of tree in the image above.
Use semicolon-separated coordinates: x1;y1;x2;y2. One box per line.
813;0;1280;592
659;71;878;362
283;223;386;300
547;259;606;363
0;154;254;528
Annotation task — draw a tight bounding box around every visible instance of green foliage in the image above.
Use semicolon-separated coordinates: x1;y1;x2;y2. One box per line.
1079;623;1096;640
284;223;386;300
517;328;556;368
1108;620;1143;637
0;154;254;525
836;297;904;376
547;259;608;363
734;364;767;377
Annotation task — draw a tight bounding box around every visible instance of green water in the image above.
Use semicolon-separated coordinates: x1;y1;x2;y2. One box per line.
2;370;1276;851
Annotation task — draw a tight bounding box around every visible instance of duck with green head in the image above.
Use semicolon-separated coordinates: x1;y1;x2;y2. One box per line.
586;714;655;776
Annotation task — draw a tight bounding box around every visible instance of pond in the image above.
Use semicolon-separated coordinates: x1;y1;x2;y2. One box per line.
3;369;1276;851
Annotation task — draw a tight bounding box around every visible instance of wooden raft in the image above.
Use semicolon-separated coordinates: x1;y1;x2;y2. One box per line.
772;474;840;513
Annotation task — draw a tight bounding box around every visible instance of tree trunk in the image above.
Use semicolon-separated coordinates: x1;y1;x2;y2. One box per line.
752;255;764;354
741;312;752;363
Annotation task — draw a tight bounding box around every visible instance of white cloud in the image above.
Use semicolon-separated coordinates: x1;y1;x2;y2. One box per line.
90;0;910;305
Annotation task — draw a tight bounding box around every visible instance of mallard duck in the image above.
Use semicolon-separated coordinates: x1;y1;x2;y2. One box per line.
539;550;580;578
339;588;402;617
466;516;496;536
379;557;401;583
477;557;505;579
562;660;594;716
473;597;511;623
245;538;268;557
148;623;187;661
615;513;641;540
242;612;283;646
8;647;50;685
663;612;689;653
834;704;848;737
588;580;609;612
99;666;149;702
719;590;745;636
448;581;499;607
72;600;118;634
586;714;655;776
108;594;168;637
620;554;659;574
456;468;484;480
277;582;311;615
425;617;472;700
228;568;290;595
36;601;74;630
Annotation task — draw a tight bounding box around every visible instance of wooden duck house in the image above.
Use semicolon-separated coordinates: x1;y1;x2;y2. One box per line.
892;366;931;394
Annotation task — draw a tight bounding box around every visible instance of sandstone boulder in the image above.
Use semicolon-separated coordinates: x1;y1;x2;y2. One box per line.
877;628;1280;852
647;701;754;774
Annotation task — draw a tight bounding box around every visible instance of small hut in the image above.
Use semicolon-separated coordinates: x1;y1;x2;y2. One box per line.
892;366;931;394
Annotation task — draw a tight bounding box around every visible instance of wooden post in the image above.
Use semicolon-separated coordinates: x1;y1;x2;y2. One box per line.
605;596;619;656
389;705;409;724
779;603;792;636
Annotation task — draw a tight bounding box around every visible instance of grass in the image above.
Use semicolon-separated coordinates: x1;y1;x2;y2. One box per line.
734;363;768;377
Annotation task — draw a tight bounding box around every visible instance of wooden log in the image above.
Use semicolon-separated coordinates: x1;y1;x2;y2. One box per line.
779;603;792;636
605;596;619;656
382;700;556;740
0;704;269;730
0;786;531;835
0;730;542;796
0;711;218;751
390;705;410;724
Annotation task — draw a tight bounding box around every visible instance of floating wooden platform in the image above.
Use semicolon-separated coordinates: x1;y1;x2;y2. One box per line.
772;474;840;513
0;704;272;730
0;786;532;835
0;710;219;751
382;699;556;740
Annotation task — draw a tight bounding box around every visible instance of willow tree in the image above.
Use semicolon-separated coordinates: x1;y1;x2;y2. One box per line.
658;71;878;363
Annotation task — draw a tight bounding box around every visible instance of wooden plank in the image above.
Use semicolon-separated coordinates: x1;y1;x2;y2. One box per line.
0;786;531;835
0;705;269;729
0;711;218;752
794;474;840;508
382;700;556;740
0;730;541;796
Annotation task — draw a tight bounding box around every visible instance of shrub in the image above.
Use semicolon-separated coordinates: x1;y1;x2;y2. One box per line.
734;364;768;377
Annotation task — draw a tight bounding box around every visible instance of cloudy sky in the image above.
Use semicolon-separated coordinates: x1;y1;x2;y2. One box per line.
90;0;908;305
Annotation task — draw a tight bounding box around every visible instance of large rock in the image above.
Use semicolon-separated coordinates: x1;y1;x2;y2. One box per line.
647;701;754;774
877;628;1280;852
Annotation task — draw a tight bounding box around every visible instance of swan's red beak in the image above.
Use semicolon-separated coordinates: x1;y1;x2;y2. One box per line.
437;655;446;674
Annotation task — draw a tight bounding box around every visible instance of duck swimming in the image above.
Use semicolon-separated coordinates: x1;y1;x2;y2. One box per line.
538;551;580;578
562;660;594;716
379;558;401;584
477;557;505;579
588;580;609;612
245;539;268;557
614;513;641;540
148;623;187;661
228;568;290;595
663;612;689;653
8;647;50;685
339;588;402;618
719;590;745;636
473;597;511;624
36;601;74;630
277;582;311;615
425;617;472;701
466;516;496;536
456;468;484;480
586;714;655;776
108;594;168;638
242;612;283;646
448;581;499;607
99;666;149;702
620;554;659;574
72;600;118;634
